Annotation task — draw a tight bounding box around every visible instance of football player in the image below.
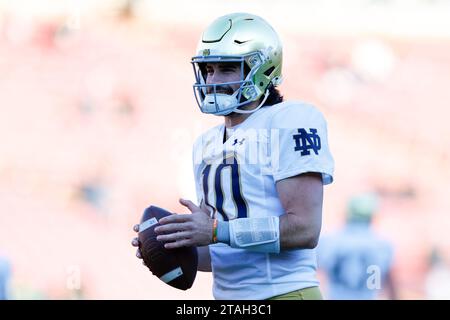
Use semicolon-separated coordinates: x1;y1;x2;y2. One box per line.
132;12;334;300
318;193;396;300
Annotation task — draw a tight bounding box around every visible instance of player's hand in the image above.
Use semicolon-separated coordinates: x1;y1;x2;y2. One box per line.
154;198;213;249
131;225;147;266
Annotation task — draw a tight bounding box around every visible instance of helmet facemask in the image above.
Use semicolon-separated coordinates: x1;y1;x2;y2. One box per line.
191;52;266;116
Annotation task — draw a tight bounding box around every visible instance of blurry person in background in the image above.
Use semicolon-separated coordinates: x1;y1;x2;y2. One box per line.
424;247;450;299
0;254;11;300
318;193;397;300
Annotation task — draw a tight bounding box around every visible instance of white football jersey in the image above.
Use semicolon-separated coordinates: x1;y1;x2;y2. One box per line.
192;101;334;300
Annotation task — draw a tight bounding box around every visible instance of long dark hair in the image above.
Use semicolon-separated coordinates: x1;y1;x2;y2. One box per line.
263;84;283;107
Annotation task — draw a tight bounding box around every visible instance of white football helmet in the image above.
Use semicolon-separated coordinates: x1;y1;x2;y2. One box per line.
192;13;283;116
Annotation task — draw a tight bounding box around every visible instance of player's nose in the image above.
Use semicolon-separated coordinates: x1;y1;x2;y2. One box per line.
206;70;224;85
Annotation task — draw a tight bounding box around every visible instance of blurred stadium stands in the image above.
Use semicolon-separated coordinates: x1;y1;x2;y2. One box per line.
0;0;450;299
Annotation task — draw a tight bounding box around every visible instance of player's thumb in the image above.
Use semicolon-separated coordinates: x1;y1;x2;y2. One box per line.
179;198;200;213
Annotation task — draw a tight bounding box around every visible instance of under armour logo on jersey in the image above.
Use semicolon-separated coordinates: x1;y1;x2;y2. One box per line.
292;128;321;156
232;138;245;146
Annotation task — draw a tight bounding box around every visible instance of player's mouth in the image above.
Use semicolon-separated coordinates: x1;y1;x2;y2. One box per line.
207;85;234;95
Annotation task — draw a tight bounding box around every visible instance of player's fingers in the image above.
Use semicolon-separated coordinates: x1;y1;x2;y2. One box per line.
142;260;147;266
136;249;142;259
156;231;190;243
133;224;139;232
131;238;139;247
179;198;201;213
164;238;191;249
154;222;192;234
158;214;190;225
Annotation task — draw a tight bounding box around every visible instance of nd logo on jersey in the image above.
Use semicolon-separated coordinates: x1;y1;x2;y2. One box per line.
292;128;321;156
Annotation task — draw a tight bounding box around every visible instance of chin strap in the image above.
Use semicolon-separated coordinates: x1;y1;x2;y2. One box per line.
233;89;270;114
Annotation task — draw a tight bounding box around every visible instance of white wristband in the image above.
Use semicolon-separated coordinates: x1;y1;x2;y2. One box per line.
229;216;280;253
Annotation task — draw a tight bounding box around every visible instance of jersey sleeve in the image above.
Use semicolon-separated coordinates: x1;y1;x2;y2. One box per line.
270;103;334;184
192;137;204;206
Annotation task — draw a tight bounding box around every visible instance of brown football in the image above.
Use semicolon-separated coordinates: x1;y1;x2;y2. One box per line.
138;205;198;290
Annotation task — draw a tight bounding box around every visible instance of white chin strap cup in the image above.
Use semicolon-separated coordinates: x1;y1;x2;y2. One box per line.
202;93;238;115
202;89;270;116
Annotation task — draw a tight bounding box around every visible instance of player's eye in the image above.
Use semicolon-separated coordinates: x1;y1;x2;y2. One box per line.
220;66;236;72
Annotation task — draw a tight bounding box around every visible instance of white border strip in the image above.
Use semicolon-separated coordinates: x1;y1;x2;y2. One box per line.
160;267;183;283
139;217;158;233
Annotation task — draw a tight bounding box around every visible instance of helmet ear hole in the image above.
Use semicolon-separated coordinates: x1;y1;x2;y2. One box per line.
243;63;251;78
263;66;275;77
